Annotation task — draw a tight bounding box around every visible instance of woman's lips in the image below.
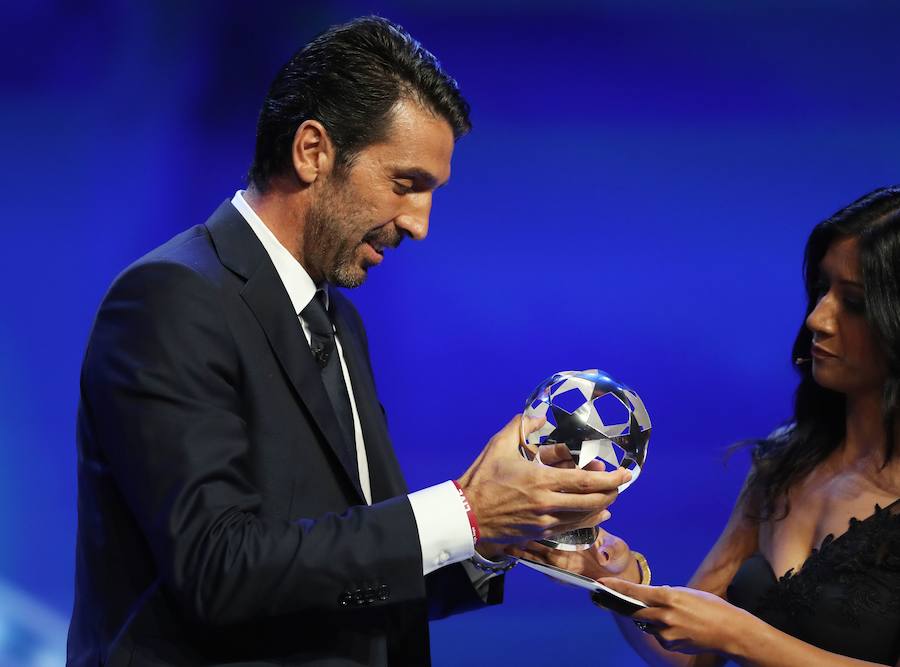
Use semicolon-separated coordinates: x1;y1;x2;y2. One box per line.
811;343;837;359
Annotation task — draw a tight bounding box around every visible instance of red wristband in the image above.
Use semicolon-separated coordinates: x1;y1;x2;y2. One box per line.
452;480;480;546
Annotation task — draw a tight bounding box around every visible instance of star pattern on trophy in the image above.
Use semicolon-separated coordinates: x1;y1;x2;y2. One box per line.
521;369;652;551
547;402;602;447
522;369;651;483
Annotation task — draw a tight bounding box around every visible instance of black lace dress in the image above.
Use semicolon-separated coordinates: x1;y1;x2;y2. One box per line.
727;499;900;665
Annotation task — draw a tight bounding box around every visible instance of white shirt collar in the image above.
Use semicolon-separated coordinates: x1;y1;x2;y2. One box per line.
231;190;328;314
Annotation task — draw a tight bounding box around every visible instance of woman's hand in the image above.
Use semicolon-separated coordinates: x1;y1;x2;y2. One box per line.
600;578;756;657
507;527;641;582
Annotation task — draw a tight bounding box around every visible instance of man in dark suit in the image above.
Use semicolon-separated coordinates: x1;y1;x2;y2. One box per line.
68;17;628;666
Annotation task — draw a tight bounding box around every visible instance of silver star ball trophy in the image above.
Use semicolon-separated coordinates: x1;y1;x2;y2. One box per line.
519;369;651;550
515;369;652;612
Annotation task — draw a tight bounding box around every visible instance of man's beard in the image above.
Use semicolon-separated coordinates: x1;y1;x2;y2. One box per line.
304;179;403;289
304;181;370;288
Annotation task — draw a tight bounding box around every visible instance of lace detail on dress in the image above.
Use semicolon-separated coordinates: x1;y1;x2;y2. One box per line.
759;499;900;627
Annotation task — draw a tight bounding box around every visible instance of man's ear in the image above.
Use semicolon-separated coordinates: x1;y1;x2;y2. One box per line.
291;120;335;185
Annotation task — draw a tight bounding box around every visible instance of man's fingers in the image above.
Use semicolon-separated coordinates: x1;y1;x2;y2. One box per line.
536;443;576;467
542;490;618;513
493;415;523;444
519;414;547;439
492;414;546;457
484;414;543;459
542;466;631;493
582;459;615;473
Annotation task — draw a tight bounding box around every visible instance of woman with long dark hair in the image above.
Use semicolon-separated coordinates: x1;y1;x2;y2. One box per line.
514;186;900;665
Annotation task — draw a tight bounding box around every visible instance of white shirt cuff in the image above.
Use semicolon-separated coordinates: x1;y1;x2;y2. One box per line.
408;480;475;575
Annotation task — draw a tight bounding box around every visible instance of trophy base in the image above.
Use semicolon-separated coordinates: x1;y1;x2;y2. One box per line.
538;526;598;551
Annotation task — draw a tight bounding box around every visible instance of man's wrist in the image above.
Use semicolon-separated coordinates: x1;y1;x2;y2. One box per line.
452;478;514;572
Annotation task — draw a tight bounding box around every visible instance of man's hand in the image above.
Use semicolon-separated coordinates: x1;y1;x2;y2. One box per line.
457;415;629;558
506;527;641;583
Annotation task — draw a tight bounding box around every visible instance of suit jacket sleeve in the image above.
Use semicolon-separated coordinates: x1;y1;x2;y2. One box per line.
425;562;504;620
81;258;426;627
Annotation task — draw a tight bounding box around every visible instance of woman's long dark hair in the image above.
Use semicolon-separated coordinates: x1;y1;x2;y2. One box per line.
747;186;900;521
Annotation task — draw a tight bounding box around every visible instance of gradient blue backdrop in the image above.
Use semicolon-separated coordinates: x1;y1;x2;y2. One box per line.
3;1;900;665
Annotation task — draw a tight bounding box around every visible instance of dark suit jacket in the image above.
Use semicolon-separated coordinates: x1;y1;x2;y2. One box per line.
68;201;501;666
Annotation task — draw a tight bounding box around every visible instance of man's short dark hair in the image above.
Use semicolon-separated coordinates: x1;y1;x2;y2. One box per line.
248;16;471;191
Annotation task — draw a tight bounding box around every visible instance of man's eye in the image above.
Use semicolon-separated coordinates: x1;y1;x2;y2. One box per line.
393;180;414;194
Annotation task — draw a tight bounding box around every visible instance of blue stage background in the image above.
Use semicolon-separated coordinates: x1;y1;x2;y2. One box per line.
3;1;900;665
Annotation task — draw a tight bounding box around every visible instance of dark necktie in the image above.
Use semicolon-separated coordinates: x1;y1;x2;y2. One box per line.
301;291;359;482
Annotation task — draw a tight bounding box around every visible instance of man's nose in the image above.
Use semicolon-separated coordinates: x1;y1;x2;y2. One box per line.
395;192;432;241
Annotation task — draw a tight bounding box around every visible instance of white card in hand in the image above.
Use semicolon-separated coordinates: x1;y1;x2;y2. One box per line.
518;557;647;615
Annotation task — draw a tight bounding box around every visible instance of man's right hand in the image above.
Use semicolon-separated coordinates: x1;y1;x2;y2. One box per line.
456;415;629;558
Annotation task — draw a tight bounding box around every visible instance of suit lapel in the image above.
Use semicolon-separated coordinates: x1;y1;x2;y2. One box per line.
206;202;365;503
331;294;408;501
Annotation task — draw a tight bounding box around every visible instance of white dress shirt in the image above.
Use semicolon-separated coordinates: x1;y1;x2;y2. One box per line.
231;191;474;575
